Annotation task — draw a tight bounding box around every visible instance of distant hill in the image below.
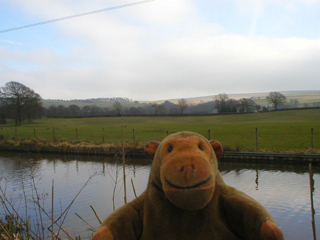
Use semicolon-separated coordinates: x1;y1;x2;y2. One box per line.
42;90;320;108
42;98;144;108
154;90;320;105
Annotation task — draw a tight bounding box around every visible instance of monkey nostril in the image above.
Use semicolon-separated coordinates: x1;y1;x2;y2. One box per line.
191;165;195;169
181;167;184;172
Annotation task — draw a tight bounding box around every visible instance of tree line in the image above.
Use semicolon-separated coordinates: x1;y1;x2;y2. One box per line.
0;81;319;125
38;92;292;117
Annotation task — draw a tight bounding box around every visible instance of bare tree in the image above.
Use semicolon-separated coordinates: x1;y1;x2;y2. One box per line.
178;98;188;115
312;102;320;107
69;104;81;116
290;99;299;108
226;99;238;113
113;101;123;116
0;81;42;125
158;104;167;115
213;94;238;113
266;92;286;110
238;98;257;113
24;98;43;122
213;93;228;113
151;102;160;115
0;97;8;124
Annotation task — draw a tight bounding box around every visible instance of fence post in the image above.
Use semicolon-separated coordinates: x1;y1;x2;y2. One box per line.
52;127;56;140
208;130;211;140
121;117;127;204
256;128;259;151
133;129;135;144
311;128;314;148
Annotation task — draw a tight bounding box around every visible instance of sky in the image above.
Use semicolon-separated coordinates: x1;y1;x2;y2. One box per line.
1;0;320;101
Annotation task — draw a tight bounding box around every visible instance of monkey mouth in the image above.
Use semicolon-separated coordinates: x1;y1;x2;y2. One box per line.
164;175;213;190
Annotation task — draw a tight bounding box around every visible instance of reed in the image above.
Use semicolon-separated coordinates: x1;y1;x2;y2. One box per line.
0;171;96;240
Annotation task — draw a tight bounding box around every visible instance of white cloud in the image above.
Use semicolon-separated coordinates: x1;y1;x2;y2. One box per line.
129;0;194;25
1;0;320;100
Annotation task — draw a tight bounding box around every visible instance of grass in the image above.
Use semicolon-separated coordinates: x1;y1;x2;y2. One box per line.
0;173;94;240
0;215;26;240
0;109;319;152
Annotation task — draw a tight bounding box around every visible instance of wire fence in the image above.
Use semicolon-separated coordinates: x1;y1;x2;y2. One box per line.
0;126;317;152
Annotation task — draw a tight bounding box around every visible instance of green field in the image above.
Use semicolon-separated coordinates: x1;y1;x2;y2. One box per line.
1;109;319;152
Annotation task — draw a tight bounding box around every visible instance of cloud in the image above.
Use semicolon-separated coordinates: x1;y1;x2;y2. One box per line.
130;35;320;100
3;32;320;101
128;0;194;25
1;0;320;100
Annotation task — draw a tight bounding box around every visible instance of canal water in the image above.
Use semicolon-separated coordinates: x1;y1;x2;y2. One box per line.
0;152;319;240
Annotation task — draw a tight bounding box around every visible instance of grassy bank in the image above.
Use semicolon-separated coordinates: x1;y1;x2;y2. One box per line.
0;109;319;152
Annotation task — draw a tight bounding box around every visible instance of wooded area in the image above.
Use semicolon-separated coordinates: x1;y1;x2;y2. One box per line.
1;81;320;124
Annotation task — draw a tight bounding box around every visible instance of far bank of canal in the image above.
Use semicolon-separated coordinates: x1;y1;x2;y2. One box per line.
0;142;319;162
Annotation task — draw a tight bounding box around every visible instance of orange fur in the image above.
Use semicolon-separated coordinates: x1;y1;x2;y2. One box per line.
92;226;114;240
260;221;285;240
92;131;285;240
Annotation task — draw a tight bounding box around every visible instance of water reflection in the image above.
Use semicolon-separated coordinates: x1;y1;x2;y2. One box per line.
309;163;317;240
0;152;319;240
219;159;320;240
255;169;259;190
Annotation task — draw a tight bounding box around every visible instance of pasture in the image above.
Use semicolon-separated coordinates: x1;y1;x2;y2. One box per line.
0;109;319;152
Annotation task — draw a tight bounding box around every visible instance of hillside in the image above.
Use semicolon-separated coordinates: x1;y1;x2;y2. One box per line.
42;90;320;108
157;90;320;106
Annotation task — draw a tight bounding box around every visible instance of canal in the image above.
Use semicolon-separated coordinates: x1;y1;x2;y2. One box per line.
0;152;319;240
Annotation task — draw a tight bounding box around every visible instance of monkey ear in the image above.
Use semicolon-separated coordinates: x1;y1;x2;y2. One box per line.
144;141;160;158
210;140;223;159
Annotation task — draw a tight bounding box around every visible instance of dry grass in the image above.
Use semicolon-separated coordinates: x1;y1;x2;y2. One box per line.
0;138;142;156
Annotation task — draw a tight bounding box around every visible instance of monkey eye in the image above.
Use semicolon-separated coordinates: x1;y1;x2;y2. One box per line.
198;144;204;151
168;145;173;153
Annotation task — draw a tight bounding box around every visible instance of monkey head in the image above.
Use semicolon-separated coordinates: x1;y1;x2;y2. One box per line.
145;131;223;211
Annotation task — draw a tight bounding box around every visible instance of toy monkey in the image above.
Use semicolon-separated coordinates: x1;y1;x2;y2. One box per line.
92;131;285;240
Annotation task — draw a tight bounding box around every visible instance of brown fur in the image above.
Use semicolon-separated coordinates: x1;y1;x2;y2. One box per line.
92;131;285;240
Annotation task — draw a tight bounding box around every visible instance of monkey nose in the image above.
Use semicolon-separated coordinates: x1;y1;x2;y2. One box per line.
181;165;195;184
180;165;195;172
